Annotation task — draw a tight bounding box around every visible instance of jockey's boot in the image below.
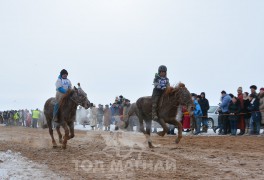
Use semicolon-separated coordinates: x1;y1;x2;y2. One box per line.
53;103;59;122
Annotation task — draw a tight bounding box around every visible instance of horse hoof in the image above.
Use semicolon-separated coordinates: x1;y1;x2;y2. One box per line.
148;142;155;148
52;145;57;148
157;131;165;137
62;145;67;149
175;138;181;144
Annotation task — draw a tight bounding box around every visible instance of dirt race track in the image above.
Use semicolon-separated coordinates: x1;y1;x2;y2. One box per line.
0;126;264;180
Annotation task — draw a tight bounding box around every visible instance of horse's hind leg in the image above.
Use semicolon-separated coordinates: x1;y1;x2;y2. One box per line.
48;120;57;148
138;116;146;134
56;126;63;144
145;120;154;148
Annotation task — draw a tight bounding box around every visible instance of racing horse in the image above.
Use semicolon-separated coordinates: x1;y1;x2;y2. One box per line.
125;83;193;148
44;85;90;149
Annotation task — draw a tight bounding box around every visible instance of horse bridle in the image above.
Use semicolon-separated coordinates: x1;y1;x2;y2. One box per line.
70;93;87;106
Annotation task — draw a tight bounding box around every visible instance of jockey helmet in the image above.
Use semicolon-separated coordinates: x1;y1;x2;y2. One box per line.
158;65;167;72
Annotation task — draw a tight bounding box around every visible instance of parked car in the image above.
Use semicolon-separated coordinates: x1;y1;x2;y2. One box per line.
207;106;219;129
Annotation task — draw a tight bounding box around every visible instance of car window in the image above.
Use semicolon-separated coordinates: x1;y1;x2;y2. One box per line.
208;106;217;113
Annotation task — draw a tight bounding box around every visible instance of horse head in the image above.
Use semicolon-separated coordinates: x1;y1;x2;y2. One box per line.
72;85;91;109
165;82;194;112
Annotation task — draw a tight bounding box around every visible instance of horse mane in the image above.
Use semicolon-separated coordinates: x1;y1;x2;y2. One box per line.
165;82;186;96
59;89;75;107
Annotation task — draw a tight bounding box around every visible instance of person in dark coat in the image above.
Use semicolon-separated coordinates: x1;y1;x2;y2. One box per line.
199;92;210;133
243;92;251;135
248;94;261;135
228;96;241;135
237;87;245;135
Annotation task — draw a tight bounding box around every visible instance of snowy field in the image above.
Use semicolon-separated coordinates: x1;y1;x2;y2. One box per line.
0;150;66;180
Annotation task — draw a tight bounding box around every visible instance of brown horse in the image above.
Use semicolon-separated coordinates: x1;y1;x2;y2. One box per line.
125;83;193;148
44;86;90;149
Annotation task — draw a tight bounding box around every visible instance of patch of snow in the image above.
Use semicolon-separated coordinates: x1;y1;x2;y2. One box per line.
0;150;67;180
74;123;117;131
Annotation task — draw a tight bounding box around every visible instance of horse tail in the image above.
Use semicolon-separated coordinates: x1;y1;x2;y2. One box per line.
42;115;48;129
124;103;137;129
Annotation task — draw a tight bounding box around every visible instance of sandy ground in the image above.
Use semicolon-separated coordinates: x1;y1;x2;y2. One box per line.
0;126;264;180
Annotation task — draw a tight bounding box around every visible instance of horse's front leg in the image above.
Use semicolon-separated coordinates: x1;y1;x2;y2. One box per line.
48;120;57;148
157;118;168;137
169;117;182;144
56;126;63;144
62;123;70;149
145;120;154;148
68;121;75;139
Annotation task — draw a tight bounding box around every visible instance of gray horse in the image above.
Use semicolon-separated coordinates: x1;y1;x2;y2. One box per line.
125;83;193;148
44;86;90;149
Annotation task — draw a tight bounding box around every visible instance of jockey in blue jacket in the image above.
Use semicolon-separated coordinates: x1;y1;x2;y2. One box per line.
53;69;72;122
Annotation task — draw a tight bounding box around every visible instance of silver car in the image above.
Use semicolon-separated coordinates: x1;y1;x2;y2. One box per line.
207;106;219;129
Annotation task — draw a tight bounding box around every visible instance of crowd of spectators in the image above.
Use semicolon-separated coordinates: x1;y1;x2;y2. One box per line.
177;85;264;136
0;109;44;128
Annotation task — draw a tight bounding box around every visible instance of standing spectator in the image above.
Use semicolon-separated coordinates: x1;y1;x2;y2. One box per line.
90;104;97;130
13;110;20;126
228;96;241;136
118;95;124;105
259;87;264;134
97;104;104;130
110;103;118;124
3;111;9;126
104;105;111;131
182;106;191;132
248;94;261;135
19;110;24;126
243;92;251;135
31;108;40;128
219;91;232;135
237;87;245;135
250;85;258;133
9;110;14;126
26;110;32;127
0;111;3;124
250;85;258;97
199;92;210;133
192;93;203;135
213;106;224;135
23;109;28;127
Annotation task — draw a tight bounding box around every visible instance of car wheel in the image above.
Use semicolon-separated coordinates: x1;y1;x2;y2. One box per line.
207;118;214;129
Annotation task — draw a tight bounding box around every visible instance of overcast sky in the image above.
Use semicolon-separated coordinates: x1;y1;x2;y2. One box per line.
0;0;263;110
